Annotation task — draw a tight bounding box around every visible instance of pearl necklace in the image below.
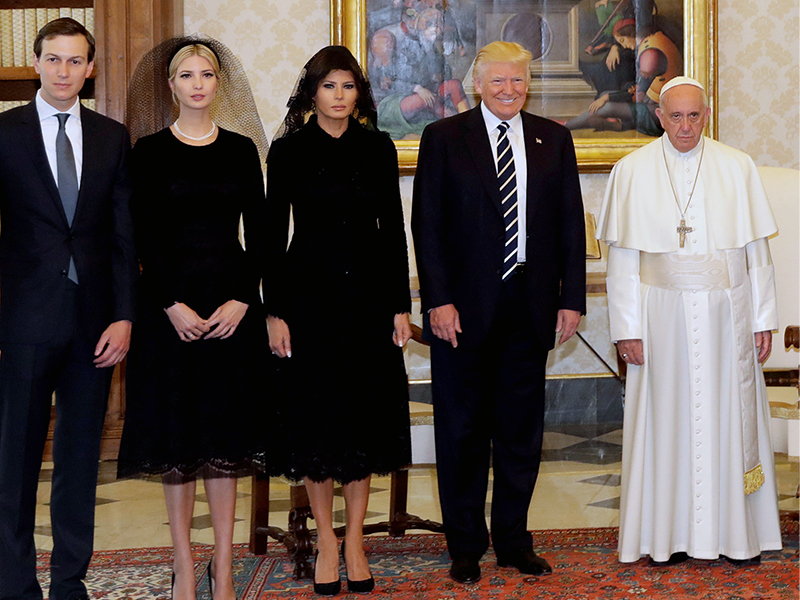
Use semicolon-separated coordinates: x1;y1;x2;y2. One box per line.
173;120;216;141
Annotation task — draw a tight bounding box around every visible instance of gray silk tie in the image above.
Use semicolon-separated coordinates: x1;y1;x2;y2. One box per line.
56;113;79;283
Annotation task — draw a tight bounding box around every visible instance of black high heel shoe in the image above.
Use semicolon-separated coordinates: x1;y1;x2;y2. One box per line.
207;558;216;595
313;550;341;596
171;572;175;599
342;539;375;594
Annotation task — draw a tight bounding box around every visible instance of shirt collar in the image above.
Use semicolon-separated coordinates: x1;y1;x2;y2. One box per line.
661;132;704;159
480;101;523;136
36;90;82;123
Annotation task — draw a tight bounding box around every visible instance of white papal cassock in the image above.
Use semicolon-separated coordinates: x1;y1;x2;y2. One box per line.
597;134;782;562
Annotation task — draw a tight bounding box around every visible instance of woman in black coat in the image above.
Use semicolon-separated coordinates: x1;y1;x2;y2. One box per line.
265;46;412;595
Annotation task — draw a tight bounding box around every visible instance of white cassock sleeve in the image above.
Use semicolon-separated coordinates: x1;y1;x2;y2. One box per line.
745;238;778;333
606;245;642;342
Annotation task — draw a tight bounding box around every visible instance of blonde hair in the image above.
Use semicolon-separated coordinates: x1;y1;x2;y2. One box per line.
168;43;221;81
473;41;532;82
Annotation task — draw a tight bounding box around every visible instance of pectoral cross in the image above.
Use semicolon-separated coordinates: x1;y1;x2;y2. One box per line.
677;218;694;248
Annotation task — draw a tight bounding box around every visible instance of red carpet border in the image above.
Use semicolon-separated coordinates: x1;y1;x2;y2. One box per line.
36;517;798;599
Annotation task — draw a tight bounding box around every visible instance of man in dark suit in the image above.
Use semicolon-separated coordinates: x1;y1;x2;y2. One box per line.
0;18;137;600
412;41;586;584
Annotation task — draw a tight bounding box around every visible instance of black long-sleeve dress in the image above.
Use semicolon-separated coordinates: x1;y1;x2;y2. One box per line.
117;127;268;479
266;116;411;484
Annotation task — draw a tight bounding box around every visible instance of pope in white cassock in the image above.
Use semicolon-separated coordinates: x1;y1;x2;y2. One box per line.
597;76;782;565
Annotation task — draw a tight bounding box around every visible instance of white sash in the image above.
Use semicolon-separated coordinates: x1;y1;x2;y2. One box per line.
640;250;764;495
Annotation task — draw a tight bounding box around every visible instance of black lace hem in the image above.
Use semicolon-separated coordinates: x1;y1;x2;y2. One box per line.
117;452;271;481
279;445;411;485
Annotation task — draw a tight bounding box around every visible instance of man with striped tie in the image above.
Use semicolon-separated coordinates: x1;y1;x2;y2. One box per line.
412;41;586;584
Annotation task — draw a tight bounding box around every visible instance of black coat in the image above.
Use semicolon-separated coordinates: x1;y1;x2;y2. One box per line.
263;116;412;483
0;101;137;344
411;106;586;350
264;116;411;332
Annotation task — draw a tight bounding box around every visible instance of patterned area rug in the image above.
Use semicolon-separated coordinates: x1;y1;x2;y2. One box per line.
37;517;798;599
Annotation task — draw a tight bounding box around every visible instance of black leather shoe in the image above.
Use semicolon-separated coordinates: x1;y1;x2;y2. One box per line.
496;549;552;575
648;552;690;566
724;554;761;566
313;550;341;596
346;576;375;594
207;558;215;594
313;579;342;596
342;539;375;593
449;557;481;584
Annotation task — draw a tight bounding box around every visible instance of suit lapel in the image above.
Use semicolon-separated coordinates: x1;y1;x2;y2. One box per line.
74;105;97;225
20;101;69;225
522;112;542;218
462;107;503;217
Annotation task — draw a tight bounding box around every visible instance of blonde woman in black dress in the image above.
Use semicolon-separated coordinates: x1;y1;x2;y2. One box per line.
266;46;412;595
119;38;269;600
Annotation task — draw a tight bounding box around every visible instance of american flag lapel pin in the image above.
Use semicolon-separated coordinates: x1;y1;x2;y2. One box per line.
536;138;542;144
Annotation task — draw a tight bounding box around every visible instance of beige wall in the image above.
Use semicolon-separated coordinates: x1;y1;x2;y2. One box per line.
718;0;799;169
184;0;799;378
185;0;799;169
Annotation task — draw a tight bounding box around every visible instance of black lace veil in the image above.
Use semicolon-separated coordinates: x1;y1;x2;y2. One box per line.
274;45;378;141
125;35;269;164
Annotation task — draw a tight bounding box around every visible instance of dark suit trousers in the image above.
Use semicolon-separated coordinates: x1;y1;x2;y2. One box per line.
0;284;113;600
431;272;548;559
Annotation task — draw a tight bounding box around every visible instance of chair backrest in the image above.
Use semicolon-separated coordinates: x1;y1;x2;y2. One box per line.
757;166;799;370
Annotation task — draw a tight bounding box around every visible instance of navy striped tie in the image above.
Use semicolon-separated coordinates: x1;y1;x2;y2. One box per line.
496;122;518;280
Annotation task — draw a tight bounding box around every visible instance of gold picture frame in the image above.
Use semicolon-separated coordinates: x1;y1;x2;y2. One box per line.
331;0;717;174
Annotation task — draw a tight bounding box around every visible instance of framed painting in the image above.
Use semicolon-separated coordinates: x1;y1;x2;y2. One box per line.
331;0;717;174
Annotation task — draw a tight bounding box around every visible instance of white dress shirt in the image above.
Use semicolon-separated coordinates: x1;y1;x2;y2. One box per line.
480;101;527;263
36;90;83;188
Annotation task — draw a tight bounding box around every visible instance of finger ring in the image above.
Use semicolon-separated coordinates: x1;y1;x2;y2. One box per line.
187;333;193;338
622;353;628;357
